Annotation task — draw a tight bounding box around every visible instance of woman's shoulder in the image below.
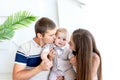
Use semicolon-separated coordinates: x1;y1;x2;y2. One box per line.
92;52;100;64
92;52;100;80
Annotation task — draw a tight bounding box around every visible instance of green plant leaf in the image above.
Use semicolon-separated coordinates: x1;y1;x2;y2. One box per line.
0;10;38;40
2;11;38;30
0;28;14;40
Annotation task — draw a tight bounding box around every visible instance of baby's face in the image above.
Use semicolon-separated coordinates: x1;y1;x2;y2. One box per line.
54;32;67;47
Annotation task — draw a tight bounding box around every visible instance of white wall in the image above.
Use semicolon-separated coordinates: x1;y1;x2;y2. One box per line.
0;0;59;45
0;0;58;79
58;0;120;80
0;0;120;80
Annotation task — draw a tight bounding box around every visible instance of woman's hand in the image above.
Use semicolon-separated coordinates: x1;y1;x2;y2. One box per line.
70;56;76;66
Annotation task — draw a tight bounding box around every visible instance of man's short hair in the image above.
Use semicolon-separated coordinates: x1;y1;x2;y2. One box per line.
35;17;56;36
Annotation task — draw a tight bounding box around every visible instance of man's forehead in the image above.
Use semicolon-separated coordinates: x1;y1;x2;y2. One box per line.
46;29;57;34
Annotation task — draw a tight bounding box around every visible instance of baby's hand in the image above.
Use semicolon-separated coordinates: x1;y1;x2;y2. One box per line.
41;51;49;60
56;76;64;80
48;48;56;61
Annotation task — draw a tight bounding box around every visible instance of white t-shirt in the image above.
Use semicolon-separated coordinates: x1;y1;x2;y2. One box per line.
14;39;50;80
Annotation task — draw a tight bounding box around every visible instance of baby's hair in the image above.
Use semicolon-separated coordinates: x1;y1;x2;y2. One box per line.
56;28;69;41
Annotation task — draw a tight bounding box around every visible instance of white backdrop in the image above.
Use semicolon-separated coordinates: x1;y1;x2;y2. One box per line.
0;0;120;80
0;0;59;45
0;0;58;79
58;0;120;80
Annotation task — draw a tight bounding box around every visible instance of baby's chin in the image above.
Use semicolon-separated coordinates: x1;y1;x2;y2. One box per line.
56;43;66;47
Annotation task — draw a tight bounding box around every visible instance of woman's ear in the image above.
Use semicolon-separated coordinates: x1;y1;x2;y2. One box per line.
37;33;43;39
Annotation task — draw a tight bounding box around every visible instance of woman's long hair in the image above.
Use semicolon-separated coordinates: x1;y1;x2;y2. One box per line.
72;28;102;80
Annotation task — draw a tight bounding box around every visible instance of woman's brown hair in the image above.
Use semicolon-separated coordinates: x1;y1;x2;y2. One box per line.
72;28;102;80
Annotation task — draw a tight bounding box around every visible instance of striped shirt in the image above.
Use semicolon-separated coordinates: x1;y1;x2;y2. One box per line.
14;39;50;80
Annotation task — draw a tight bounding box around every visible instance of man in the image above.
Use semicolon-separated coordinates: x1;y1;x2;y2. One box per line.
12;17;57;80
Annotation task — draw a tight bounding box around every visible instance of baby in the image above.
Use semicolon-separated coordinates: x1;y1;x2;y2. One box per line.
41;28;76;80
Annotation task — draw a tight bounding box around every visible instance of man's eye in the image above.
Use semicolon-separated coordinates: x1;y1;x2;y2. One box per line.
58;37;61;39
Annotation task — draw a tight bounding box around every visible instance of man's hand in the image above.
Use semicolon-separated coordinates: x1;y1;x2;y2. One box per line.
39;59;53;71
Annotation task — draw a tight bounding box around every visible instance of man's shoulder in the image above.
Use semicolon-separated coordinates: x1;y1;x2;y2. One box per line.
20;40;32;48
21;40;32;45
17;40;33;54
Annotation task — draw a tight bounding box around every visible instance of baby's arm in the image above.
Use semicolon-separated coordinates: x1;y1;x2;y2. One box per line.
47;48;56;61
41;51;49;60
41;44;55;60
41;44;50;60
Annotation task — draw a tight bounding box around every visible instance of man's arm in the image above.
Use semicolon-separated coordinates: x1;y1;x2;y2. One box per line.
12;60;52;80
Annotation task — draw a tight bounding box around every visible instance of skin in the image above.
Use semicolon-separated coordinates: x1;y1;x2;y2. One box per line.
54;32;67;47
12;29;57;80
56;76;64;80
42;31;68;60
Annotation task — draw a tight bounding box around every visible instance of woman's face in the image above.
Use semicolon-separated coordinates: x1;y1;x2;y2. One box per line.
69;35;76;51
69;35;77;72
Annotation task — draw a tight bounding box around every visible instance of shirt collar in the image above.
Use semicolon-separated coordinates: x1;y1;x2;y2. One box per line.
32;39;42;48
53;44;67;51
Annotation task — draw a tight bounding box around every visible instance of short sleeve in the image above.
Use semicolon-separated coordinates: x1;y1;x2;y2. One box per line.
14;46;28;65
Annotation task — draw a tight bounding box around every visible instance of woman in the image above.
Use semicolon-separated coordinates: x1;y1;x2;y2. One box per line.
69;28;102;80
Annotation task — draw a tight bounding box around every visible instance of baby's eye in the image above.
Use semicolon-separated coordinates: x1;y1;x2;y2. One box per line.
63;38;66;41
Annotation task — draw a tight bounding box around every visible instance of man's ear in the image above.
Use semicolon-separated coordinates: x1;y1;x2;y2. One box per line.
37;33;43;39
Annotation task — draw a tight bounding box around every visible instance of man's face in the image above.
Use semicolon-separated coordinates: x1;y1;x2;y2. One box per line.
42;29;56;44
